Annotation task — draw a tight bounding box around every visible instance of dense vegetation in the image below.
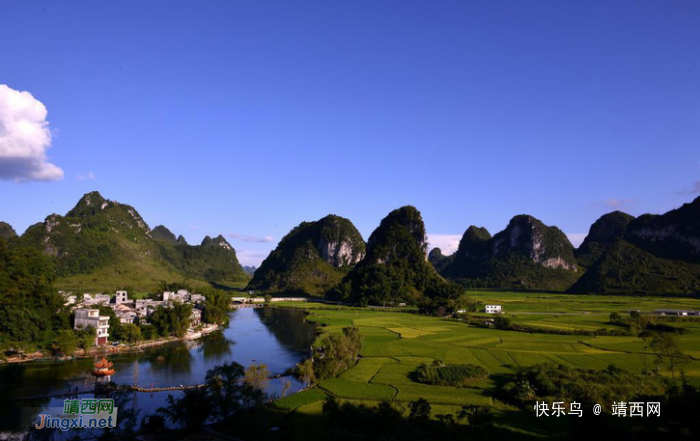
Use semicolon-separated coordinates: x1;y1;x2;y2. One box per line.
155;361;268;429
342;206;449;306
503;363;665;406
427;197;700;295
438;216;580;291
0;231;235;354
298;325;363;383
267;301;700;440
626;197;700;263
570;240;700;294
0;238;68;352
415;362;488;386
14;191;249;293
575;211;634;268
156;234;249;286
0;222;17;241
247;214;365;296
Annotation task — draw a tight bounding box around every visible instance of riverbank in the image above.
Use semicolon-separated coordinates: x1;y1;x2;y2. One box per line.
0;323;221;365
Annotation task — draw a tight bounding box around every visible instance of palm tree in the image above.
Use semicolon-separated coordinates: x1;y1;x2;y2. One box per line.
515;380;537;400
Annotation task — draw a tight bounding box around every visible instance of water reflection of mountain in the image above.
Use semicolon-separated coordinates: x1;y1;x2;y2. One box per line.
198;331;234;360
145;341;193;375
254;308;316;354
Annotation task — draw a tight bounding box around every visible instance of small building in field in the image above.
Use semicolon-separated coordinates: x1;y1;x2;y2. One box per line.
74;308;110;346
655;309;697;316
484;305;502;314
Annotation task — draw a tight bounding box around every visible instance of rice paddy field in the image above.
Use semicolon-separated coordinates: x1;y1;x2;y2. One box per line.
272;292;700;437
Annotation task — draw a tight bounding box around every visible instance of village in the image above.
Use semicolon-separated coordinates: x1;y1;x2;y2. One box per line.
65;289;209;347
63;290;308;347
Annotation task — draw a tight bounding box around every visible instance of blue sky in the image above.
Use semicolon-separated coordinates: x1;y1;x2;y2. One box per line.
1;1;698;266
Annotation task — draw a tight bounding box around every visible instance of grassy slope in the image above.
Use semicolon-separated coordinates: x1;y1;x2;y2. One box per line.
272;293;700;436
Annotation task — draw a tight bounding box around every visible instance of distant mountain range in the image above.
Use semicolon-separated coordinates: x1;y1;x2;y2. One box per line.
434;215;579;291
2;192;699;297
3;191;249;292
250;197;700;298
569;197;700;294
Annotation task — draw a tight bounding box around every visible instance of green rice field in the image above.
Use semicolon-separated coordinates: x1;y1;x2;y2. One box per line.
272;292;700;436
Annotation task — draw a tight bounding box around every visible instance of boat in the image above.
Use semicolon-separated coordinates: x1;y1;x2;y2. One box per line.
91;357;116;377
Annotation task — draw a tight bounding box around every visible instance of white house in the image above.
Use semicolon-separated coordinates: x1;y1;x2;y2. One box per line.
190;294;206;304
74;308;110;345
485;305;502;314
190;308;202;328
115;290;129;304
113;304;138;324
84;293;110;306
163;290;191;305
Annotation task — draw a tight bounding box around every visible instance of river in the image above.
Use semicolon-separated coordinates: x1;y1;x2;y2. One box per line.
1;307;316;435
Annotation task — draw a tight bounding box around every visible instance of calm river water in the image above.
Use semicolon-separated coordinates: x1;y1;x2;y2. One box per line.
1;307;316;435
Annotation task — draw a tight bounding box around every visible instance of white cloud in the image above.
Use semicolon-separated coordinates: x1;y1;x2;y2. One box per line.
77;171;95;181
0;84;63;182
566;233;587;248
427;234;461;256
227;232;274;243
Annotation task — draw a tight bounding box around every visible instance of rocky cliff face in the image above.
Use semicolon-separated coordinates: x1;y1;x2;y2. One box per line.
246;214;365;296
625;197;700;263
571;197;700;294
316;215;366;267
437;215;578;290
492;215;577;270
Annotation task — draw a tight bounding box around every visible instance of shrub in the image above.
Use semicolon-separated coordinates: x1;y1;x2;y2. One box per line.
415;364;488;387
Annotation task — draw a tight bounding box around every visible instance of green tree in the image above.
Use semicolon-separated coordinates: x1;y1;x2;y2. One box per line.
157;388;211;429
75;326;96;352
297;358;316;386
493;316;512;330
312;326;364;379
0;241;64;349
150;306;171;337
514;379;537;401
203;290;230;325
120;323;142;343
244;363;270;406
150;302;192;338
205;361;266;417
459;405;494;427
53;330;77;356
408;398;431;423
171;302;193;338
650;332;688;379
97;305;123;341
